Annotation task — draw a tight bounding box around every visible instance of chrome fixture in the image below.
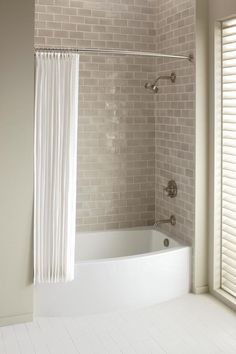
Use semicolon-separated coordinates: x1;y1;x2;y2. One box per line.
144;72;176;93
154;215;176;227
164;180;178;198
35;48;194;61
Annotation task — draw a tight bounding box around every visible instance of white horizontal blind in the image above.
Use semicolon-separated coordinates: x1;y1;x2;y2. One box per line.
221;18;236;298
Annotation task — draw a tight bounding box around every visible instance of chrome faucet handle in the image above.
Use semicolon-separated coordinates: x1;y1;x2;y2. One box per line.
163;180;177;198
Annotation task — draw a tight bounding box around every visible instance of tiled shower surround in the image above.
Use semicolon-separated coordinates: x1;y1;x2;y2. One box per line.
155;0;195;245
35;0;195;243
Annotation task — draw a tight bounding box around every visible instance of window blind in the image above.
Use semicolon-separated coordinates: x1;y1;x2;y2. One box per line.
221;18;236;298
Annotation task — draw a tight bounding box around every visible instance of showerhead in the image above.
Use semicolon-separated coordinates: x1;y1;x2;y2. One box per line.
144;72;176;94
144;82;159;93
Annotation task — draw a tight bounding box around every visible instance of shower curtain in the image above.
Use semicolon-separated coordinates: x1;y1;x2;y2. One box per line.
34;52;79;283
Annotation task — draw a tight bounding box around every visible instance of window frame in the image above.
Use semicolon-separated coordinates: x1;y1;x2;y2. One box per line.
209;17;236;311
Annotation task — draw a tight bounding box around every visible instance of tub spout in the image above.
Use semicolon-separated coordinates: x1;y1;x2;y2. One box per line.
154;215;176;227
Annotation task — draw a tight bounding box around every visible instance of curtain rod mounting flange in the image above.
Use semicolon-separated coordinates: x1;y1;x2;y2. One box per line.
188;53;194;62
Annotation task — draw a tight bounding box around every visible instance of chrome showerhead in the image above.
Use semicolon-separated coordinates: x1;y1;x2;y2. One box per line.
144;82;159;93
144;72;176;94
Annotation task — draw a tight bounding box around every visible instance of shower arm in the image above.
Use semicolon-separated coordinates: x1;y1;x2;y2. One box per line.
153;72;176;85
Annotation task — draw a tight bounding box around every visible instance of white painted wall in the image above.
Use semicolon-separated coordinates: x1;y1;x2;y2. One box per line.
208;0;236;310
0;0;34;326
193;0;209;294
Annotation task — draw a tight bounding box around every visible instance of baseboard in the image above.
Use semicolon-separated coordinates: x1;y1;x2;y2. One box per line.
0;313;33;327
192;285;209;294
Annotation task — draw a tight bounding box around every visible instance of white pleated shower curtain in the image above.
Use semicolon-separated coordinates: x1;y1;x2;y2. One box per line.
34;52;79;283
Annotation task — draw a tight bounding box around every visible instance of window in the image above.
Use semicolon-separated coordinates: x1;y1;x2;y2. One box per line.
221;18;236;298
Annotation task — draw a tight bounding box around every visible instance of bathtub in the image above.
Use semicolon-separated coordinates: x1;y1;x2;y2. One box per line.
34;228;191;316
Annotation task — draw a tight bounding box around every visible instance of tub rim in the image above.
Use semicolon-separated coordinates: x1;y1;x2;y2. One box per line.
76;244;191;266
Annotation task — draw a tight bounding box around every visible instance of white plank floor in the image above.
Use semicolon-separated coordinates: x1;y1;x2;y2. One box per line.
1;294;236;354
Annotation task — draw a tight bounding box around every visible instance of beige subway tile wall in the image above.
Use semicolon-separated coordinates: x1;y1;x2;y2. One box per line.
35;0;196;240
154;0;195;245
35;0;158;231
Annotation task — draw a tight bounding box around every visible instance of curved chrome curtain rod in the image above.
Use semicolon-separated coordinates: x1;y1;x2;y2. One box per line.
35;47;194;62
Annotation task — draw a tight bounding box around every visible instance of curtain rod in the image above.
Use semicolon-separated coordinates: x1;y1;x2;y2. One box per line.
35;47;194;62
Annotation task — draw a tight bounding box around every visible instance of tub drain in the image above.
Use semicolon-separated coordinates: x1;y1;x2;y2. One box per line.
164;238;169;247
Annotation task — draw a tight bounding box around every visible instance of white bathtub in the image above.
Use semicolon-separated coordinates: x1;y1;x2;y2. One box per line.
34;228;191;316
